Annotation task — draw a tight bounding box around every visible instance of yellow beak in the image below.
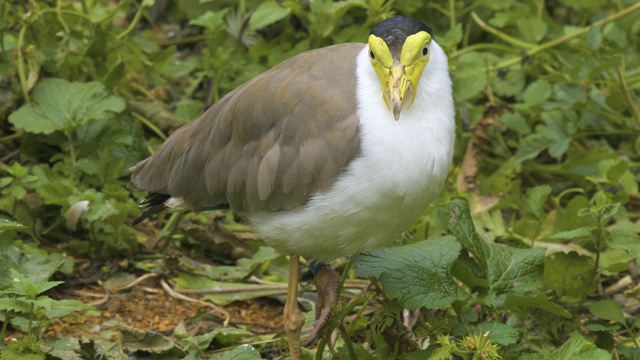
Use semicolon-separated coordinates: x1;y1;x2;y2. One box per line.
385;62;412;121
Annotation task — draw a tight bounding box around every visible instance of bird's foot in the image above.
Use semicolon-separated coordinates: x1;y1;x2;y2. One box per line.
306;263;340;345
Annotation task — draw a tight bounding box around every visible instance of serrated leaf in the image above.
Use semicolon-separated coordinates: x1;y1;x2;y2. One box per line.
0;297;32;313
438;198;490;273
608;227;640;260
544;252;595;301
249;1;291;31
504;293;572;318
522;79;552;106
475;322;519;345
8;79;125;135
488;244;545;296
521;332;611;360
524;185;551;220
354;236;466;309
589;300;625;324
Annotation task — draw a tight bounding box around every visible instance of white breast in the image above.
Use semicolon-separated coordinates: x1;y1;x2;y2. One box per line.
250;42;455;260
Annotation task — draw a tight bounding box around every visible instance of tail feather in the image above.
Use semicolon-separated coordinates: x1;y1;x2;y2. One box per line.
132;193;171;226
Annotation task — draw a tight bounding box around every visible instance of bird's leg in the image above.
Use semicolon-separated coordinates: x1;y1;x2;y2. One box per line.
306;261;340;345
284;254;304;359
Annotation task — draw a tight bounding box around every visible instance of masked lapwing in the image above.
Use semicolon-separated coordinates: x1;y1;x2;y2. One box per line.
130;15;455;358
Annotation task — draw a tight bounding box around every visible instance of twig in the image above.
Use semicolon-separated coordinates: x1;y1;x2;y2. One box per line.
471;1;640;71
119;273;158;291
617;63;640;125
160;278;230;326
471;11;535;49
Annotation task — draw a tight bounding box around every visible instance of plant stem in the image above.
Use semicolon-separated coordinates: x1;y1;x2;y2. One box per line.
132;112;168;140
116;0;149;41
339;324;357;360
488;1;640;70
17;17;30;102
617;62;640;125
471;11;535;49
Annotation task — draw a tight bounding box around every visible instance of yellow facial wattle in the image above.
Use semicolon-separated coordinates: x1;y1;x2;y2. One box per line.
367;31;432;120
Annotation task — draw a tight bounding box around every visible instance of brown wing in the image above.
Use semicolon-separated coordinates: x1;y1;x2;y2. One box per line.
129;43;364;213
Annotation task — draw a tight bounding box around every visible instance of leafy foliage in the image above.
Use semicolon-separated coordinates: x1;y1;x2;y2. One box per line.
0;0;639;359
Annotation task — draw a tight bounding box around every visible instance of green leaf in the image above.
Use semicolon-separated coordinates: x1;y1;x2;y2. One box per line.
521;332;611;360
439;198;490;273
523;185;551;220
0;218;28;232
213;344;262;360
172;273;286;306
589;300;625;324
553;83;587;109
8;79;125;135
475;322;519;345
587;26;603;50
501;111;531;135
522;80;552;106
544;252;595;301
608;227;640;260
487;244;545;296
189;328;253;352
249;1;291;31
504;293;572;318
549;227;593;240
517;17;547;43
354;236;466;309
0;297;32;313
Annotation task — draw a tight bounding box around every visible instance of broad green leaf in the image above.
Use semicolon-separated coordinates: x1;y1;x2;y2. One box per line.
487;244;545;296
523;185;551;220
504;293;572;318
501;111;530;135
521;332;611;360
439;23;463;48
544;252;595;301
8;79;125;135
475;322;519;345
522;80;552;106
249;1;291;31
492;67;525;97
586;26;603;49
453;53;487;101
553;83;587;109
0;297;32;313
0;218;28;232
439;198;490;273
549;227;593;240
213;344;262;360
608;227;640;260
517;17;547;43
189;328;253;352
354;236;466;309
589;300;625;324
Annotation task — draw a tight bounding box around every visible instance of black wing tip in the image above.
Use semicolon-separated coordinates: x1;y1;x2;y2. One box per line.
131;193;171;226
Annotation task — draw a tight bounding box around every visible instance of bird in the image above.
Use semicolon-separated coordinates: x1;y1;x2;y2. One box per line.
129;15;455;359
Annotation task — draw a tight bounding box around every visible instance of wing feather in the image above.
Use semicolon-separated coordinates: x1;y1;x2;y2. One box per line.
129;43;364;213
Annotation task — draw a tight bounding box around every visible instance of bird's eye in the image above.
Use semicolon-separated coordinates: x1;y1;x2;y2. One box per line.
422;46;429;57
369;50;375;60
